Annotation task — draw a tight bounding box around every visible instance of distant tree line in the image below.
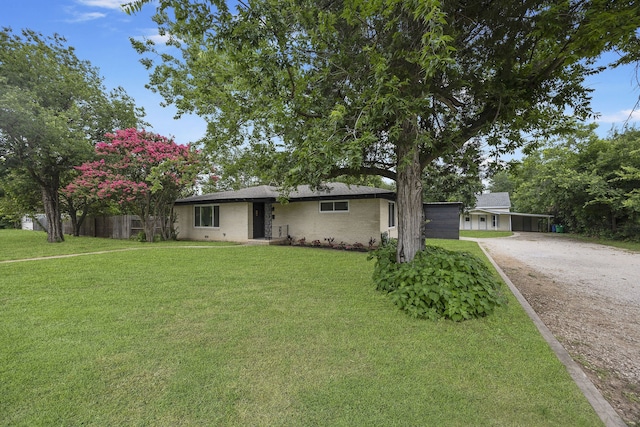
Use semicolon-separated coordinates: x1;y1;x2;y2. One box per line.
489;126;640;241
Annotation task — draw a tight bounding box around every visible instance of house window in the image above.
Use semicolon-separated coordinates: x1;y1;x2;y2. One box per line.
319;200;349;212
195;205;220;227
492;215;499;228
388;202;396;227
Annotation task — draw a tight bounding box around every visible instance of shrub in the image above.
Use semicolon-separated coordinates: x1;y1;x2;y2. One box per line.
368;239;399;292
368;240;507;321
368;237;377;249
132;230;146;242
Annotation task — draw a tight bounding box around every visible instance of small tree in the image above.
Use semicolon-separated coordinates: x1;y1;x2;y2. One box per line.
67;128;204;242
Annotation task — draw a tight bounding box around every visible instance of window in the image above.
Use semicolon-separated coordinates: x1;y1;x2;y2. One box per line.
195;205;219;227
319;200;349;212
492;215;499;228
388;202;396;227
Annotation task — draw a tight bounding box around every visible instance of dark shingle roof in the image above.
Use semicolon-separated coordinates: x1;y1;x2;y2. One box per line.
475;192;511;209
176;183;395;205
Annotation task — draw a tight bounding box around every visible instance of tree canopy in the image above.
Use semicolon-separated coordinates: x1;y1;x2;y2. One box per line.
509;126;640;240
66;128;205;242
126;0;640;261
0;28;144;242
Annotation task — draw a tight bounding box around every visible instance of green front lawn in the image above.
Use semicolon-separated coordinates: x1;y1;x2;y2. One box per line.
558;233;640;253
0;231;601;426
0;229;234;261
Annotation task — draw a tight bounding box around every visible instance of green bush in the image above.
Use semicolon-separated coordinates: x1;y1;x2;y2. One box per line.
369;240;507;321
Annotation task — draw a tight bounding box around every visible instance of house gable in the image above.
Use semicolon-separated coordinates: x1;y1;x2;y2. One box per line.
475;192;511;210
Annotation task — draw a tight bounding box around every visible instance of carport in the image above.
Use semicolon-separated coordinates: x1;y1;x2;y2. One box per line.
509;212;554;232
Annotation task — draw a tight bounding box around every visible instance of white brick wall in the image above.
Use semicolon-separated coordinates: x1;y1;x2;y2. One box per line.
175;198;396;244
174;203;250;242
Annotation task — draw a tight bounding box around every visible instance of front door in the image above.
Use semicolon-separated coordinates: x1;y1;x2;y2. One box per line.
253;202;265;238
479;215;487;230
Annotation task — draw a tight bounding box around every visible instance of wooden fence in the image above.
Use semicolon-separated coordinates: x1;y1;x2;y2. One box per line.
63;215;146;239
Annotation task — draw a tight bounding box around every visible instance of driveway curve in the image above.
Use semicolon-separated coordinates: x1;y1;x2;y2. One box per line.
475;233;640;425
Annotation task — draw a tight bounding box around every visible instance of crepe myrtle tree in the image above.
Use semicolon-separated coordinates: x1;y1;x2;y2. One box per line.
125;0;640;261
66;128;206;242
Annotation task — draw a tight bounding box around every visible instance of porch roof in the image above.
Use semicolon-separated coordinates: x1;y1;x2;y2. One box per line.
468;208;553;218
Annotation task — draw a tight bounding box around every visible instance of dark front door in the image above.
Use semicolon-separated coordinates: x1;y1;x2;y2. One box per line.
253;202;265;239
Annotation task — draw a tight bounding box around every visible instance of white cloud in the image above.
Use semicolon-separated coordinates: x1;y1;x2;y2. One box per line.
133;29;172;46
65;11;107;23
147;33;170;45
596;109;640;123
75;0;129;10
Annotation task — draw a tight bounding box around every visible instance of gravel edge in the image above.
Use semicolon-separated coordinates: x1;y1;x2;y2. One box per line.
477;243;627;427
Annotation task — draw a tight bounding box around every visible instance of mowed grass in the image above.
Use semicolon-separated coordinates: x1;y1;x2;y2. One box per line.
558;232;640;253
0;231;601;426
0;229;235;261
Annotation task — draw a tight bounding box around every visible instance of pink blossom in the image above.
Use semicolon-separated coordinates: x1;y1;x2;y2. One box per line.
67;128;203;219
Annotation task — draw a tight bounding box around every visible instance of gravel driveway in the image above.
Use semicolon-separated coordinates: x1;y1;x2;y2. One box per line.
475;233;640;425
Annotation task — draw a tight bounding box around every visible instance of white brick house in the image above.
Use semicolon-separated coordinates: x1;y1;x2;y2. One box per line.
173;183;398;245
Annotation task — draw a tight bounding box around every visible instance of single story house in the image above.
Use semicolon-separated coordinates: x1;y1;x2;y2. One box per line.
460;192;553;232
173;183;398;245
20;184;464;242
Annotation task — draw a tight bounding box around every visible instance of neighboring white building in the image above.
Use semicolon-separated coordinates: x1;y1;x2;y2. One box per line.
21;214;47;231
460;192;553;232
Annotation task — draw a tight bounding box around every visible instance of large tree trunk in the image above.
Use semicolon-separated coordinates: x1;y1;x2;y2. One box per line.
66;201;80;237
68;210;79;236
41;186;64;243
64;195;88;237
395;136;424;263
68;209;88;237
139;194;156;242
144;218;155;242
159;203;176;241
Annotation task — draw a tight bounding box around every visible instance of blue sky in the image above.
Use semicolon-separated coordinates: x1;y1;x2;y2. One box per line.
4;0;640;148
4;0;208;145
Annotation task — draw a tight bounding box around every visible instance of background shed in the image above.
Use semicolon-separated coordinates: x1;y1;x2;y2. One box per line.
424;202;463;240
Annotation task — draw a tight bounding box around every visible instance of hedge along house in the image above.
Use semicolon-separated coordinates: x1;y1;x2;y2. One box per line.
173;183;398;245
460;192;553;232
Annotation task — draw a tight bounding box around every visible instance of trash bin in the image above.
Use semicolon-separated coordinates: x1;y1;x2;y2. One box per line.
556;225;564;233
551;225;556;232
